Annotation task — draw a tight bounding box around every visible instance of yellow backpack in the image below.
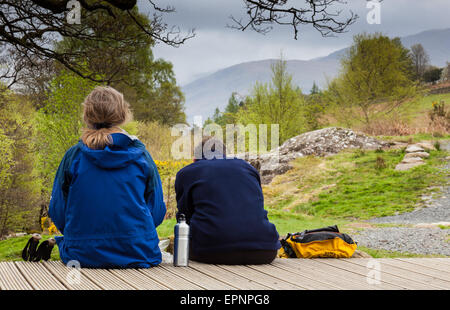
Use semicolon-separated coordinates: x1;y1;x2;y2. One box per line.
278;225;357;258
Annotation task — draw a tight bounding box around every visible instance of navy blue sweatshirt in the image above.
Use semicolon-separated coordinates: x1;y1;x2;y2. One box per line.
175;158;280;255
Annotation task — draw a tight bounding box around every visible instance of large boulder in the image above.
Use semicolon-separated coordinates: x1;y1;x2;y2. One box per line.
248;127;389;184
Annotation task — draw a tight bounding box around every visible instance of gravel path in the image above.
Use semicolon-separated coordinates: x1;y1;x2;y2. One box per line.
353;140;450;256
368;163;450;225
354;227;450;256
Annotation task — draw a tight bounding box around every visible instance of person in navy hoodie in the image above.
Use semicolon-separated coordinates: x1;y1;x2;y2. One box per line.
175;136;280;264
48;86;166;268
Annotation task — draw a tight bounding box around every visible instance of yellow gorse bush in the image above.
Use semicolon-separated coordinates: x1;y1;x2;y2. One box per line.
154;160;191;180
41;216;58;235
154;160;191;219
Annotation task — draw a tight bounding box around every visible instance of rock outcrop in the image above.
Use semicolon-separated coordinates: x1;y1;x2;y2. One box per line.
248;127;390;184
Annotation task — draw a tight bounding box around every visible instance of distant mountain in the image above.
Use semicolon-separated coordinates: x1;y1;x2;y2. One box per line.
400;28;450;67
182;28;450;123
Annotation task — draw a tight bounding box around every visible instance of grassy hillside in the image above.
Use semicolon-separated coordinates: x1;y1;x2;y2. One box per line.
324;92;450;138
264;147;447;219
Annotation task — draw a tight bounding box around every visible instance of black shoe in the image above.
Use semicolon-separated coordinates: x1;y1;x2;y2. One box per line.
22;233;42;261
34;238;56;261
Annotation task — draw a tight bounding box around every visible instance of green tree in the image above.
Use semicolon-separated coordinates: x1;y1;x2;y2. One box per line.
34;71;99;200
206;92;242;127
0;85;41;236
441;62;450;82
423;66;443;84
56;7;185;125
304;83;326;131
326;33;416;126
310;81;320;95
410;43;430;81
239;58;306;143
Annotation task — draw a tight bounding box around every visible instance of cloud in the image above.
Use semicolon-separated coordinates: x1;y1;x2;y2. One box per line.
139;0;450;85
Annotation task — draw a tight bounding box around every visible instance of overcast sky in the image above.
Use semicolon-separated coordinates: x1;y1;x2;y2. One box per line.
139;0;450;86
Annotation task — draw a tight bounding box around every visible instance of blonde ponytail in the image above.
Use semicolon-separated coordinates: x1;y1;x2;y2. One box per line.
81;86;132;150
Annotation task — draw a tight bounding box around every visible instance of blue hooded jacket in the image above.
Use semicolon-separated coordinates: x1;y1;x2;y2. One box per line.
48;133;166;268
175;158;280;256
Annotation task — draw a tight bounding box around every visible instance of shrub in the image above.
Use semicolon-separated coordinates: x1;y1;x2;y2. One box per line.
428;101;449;136
375;156;387;170
154;160;191;219
137;121;177;161
434;141;441;151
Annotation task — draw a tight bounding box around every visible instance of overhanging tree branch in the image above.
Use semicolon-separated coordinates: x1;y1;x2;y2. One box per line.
1;0;359;87
230;0;359;39
0;0;193;86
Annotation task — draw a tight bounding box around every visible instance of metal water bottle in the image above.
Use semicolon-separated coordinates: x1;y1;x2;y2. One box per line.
173;214;190;266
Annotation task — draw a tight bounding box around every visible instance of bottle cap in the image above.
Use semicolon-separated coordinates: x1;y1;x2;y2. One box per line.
178;213;186;222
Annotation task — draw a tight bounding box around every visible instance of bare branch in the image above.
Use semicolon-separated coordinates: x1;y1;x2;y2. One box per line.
0;0;194;86
230;0;359;39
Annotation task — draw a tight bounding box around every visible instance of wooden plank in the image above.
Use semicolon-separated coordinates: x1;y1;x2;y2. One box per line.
138;265;203;290
379;259;450;287
419;258;450;268
0;262;33;290
160;264;235;290
43;261;101;290
342;259;448;290
434;258;450;266
316;258;428;290
281;259;401;290
14;261;67;290
381;259;450;283
109;268;170;290
80;268;136;290
5;259;449;291
274;259;375;290
394;258;450;279
251;261;341;290
217;264;306;290
189;262;271;290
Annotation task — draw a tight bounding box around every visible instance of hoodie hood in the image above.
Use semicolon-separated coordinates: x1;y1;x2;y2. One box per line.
81;133;144;169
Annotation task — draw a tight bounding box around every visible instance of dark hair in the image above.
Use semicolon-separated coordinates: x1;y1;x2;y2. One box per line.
194;135;227;159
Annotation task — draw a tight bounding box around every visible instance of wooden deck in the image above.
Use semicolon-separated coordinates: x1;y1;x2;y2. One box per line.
0;258;449;290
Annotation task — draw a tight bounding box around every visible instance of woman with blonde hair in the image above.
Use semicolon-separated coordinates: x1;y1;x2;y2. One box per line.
49;86;166;268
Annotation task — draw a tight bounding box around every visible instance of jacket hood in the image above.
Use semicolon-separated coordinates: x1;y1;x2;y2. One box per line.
81;133;143;169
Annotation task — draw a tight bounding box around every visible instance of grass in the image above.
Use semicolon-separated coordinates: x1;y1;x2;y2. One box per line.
404;92;450;117
377;133;450;143
356;246;447;258
0;235;60;261
323;92;450;138
266;209;348;238
264;148;448;220
157;218;176;238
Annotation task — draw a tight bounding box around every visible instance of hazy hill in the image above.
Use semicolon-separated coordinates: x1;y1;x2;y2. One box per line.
182;28;450;123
